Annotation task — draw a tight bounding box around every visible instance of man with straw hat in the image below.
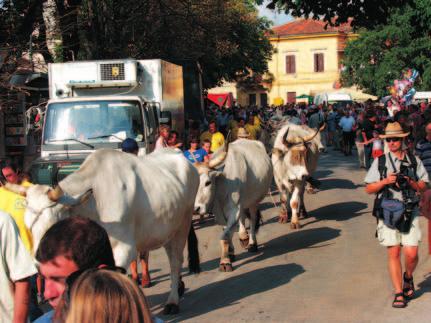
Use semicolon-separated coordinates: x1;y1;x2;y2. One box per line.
364;122;429;308
236;127;251;139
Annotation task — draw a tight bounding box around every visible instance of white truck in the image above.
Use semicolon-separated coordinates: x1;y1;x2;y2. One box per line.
31;59;185;185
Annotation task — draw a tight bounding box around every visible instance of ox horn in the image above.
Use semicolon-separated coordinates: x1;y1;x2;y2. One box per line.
208;152;227;169
303;128;320;143
47;186;64;202
282;128;303;146
4;183;28;197
319;123;326;132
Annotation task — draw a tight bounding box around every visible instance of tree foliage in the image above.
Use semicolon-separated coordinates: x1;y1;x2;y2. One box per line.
256;0;413;29
0;0;273;90
341;0;431;97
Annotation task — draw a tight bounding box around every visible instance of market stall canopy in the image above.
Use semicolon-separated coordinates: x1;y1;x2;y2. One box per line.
296;94;313;104
207;92;234;108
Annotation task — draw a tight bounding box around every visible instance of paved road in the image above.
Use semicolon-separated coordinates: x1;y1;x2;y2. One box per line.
145;149;431;322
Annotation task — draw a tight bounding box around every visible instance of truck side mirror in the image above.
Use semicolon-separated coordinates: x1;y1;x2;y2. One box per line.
159;111;172;126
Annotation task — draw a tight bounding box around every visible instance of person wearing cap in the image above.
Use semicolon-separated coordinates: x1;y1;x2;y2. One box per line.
236;127;251;140
364;122;429;308
121;138;139;155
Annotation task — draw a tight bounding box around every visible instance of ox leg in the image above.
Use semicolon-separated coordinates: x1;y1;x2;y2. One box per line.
279;187;290;223
219;208;239;272
140;251;151;288
247;205;259;253
238;211;249;249
163;224;189;314
290;184;301;230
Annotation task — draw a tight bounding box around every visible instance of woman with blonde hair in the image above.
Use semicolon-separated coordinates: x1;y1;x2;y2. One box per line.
65;269;155;323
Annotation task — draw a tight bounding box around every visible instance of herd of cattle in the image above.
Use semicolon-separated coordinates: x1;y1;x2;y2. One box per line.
5;120;325;314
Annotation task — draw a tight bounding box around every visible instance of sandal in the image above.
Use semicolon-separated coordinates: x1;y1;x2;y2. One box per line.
403;272;415;300
392;292;407;308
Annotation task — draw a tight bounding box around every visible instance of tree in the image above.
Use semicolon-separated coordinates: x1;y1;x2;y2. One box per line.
256;0;413;29
1;0;273;90
341;0;431;97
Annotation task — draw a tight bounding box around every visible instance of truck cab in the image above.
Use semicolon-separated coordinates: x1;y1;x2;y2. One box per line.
30;59;183;185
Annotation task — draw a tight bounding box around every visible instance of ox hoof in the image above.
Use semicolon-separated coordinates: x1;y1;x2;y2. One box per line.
141;280;152;288
229;254;236;263
290;222;301;230
239;237;250;249
278;213;289;224
219;263;233;272
306;187;317;194
178;280;185;297
299;210;308;219
248;243;258;253
163;303;180;315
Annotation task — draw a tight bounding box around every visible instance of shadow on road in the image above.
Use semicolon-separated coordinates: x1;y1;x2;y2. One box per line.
415;273;431;298
151;263;305;322
304;201;368;226
319;178;359;190
313;169;333;179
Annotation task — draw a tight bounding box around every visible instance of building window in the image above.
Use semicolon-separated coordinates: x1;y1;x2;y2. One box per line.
287;92;296;103
260;93;268;107
285;55;296;74
314;53;324;72
249;93;256;106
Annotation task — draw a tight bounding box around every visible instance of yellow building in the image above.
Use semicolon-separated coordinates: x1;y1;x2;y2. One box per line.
267;18;356;105
209;19;373;107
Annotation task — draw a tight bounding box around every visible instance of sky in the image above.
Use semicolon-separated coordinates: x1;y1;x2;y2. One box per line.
257;1;293;27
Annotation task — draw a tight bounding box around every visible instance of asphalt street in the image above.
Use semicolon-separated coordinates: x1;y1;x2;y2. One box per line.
144;148;431;323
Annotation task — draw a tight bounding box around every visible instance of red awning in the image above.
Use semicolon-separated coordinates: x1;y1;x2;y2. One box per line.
207;93;234;108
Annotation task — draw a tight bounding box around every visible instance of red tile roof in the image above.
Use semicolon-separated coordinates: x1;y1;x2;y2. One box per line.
271;18;352;37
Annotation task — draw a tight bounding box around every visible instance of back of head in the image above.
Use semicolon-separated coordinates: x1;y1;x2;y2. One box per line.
36;216;115;269
121;138;139;154
66;269;153;323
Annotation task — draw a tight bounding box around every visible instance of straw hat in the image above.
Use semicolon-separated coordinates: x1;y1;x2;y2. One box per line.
237;127;250;138
380;122;409;138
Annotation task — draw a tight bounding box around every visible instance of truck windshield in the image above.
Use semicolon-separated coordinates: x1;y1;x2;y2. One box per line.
44;100;144;145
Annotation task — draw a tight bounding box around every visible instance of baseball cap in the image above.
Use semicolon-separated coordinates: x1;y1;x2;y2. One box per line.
121;138;139;152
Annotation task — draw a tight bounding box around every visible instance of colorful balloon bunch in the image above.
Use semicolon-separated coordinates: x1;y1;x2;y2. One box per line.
388;68;419;106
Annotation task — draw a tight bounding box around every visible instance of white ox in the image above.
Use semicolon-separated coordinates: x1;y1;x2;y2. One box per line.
272;123;324;229
7;148;199;314
194;139;273;271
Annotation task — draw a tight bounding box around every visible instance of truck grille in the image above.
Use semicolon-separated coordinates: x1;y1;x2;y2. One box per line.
100;63;125;81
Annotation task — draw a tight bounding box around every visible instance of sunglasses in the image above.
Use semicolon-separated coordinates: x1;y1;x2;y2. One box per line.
385;137;401;142
65;266;126;303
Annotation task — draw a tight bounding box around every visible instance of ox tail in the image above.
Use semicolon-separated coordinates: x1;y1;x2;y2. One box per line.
188;224;201;274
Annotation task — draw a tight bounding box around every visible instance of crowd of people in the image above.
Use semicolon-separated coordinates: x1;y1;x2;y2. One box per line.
3;98;431;322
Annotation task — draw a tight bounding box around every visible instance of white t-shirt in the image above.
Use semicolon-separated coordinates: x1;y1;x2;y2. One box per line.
0;211;37;322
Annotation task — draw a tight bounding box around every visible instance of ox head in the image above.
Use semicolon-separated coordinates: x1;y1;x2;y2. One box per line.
275;126;322;181
4;183;77;253
193;152;226;215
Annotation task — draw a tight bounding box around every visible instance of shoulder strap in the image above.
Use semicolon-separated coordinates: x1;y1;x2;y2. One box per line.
406;150;418;180
378;154;387;180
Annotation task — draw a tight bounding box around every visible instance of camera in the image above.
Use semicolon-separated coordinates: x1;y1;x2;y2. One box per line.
395;163;410;190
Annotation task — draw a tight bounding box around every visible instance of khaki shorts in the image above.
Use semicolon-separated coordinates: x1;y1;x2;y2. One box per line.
376;216;421;247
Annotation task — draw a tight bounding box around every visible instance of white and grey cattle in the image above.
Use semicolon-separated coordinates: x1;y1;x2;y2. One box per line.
7;148;199;314
194;139;273;271
272;123;324;229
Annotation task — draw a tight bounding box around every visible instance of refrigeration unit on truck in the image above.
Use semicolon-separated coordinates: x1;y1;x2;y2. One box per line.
30;59;185;185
